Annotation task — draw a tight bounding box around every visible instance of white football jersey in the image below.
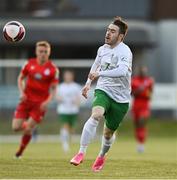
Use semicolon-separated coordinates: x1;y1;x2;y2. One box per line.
94;42;133;103
56;82;81;114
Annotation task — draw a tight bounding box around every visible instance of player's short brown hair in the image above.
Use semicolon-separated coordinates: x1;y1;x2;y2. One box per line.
112;16;128;37
36;41;51;49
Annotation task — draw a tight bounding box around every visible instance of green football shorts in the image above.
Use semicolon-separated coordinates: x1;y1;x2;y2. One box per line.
93;89;129;131
58;114;78;127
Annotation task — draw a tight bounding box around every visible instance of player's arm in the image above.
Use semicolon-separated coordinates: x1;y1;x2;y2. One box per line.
18;61;29;101
73;85;82;106
18;72;27;101
56;85;63;103
82;59;99;99
131;86;144;97
90;51;131;80
86;59;101;85
72;94;81;106
98;63;128;78
56;95;63;102
150;78;154;93
131;79;145;97
82;48;101;99
41;68;59;111
75;95;81;106
148;78;154;99
90;59;129;80
40;83;57;111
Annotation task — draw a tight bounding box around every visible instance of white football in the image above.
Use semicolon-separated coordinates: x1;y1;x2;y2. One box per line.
3;21;25;42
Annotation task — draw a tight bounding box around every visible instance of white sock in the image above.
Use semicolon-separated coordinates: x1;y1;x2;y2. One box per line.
79;117;99;154
137;143;145;153
99;134;116;157
60;128;69;151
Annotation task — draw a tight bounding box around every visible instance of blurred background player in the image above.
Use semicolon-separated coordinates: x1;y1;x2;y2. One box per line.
70;16;132;172
56;70;81;152
131;66;154;153
31;127;38;143
12;41;59;158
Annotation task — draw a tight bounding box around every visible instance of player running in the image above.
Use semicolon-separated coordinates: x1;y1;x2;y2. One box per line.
12;41;59;158
56;70;81;152
70;16;133;172
131;66;154;153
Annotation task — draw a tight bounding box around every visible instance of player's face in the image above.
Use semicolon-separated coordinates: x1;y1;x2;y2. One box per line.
139;67;148;77
105;24;123;47
36;46;51;64
63;71;74;83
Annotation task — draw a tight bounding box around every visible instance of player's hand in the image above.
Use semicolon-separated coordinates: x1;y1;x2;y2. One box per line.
19;92;27;102
40;102;48;111
82;84;90;99
138;85;145;92
89;72;99;81
56;96;63;103
72;98;79;106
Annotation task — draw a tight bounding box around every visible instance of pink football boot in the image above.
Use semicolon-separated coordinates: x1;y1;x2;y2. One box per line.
92;156;106;172
70;153;84;166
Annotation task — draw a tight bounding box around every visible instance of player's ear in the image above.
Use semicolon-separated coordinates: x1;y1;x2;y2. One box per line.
119;34;124;41
48;48;51;56
35;46;38;55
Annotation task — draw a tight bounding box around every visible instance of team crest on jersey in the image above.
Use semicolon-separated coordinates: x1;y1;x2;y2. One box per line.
30;66;35;70
110;54;118;69
34;73;42;80
44;68;50;76
101;62;110;71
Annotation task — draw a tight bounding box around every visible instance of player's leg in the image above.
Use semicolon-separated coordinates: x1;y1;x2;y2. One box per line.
70;90;109;165
15;102;44;158
60;123;71;152
133;103;150;152
99;127;115;157
59;114;77;152
79;106;104;153
79;90;110;155
59;114;71;152
92;100;129;172
12;100;29;132
70;106;104;165
134;113;148;153
70;90;110;165
70;90;109;166
12;118;27;132
15;117;37;158
92;126;115;172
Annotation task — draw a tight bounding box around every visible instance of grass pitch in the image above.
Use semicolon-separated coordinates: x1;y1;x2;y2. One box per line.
0;136;176;179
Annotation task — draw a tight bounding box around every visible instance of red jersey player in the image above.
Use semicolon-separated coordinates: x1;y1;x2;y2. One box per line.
131;66;154;153
12;41;59;158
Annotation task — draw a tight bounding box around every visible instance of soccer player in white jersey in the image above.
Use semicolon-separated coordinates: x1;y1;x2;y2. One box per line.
56;70;81;152
70;16;133;172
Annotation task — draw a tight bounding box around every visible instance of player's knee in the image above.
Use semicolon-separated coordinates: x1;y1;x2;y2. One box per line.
91;111;104;121
104;129;114;140
12;124;21;132
91;106;105;121
23;126;33;134
23;129;32;135
135;118;146;128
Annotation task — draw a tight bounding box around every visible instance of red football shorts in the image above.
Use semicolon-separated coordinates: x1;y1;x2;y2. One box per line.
14;100;46;123
132;102;150;120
